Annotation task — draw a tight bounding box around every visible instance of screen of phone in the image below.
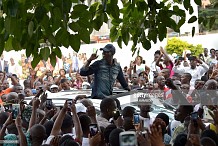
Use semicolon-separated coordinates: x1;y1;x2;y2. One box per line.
12;104;20;120
120;133;136;146
133;114;140;125
46;99;52;110
89;124;98;137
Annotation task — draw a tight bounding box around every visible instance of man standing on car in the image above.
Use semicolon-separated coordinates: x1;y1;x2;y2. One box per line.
80;44;130;99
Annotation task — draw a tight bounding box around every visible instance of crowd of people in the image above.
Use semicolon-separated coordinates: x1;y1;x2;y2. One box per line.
0;44;218;146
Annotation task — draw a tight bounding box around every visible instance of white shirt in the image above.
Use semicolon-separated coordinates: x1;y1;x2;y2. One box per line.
173;62;209;87
135;64;146;75
0;60;4;71
82;137;89;146
9;63;21;77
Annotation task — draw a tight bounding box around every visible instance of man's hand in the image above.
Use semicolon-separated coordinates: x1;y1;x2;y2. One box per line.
15;114;22;127
32;98;40;109
4;113;14;127
71;102;77;114
86;106;96;118
40;92;47;104
149;124;164;146
88;132;101;146
88;52;98;62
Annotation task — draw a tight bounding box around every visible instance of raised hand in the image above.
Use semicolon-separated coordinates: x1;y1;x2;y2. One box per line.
88;51;98;62
149;124;164;146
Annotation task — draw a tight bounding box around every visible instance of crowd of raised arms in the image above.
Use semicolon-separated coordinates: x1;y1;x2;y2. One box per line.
0;44;218;146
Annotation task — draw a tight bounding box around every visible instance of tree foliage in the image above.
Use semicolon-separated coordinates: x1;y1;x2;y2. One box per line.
166;37;204;56
0;0;204;67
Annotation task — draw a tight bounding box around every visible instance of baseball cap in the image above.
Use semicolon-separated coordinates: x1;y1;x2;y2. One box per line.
100;44;116;55
186;50;191;54
50;84;59;89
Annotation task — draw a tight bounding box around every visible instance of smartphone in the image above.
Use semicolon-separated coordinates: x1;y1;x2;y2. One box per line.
89;124;99;137
12;104;20;120
93;48;97;54
133;113;140;125
4;104;12;112
119;131;138;146
46;99;53;110
113;110;121;120
178;57;184;61
191;112;198;120
67;99;72;109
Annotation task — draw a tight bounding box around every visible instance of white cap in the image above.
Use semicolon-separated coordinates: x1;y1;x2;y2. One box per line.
186;50;191;54
172;53;177;57
50;84;59;89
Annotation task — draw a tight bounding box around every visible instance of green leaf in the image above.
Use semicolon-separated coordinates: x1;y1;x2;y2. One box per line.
40;47;50;61
189;6;193;15
69;21;81;32
69;34;81;52
54;47;62;58
0;18;4;32
5;36;13;52
79;29;90;44
31;53;41;68
110;26;118;42
12;38;21;51
0;35;5;55
198;16;204;24
103;13;108;23
110;4;120;19
4;16;16;34
28;21;34;37
49;52;56;67
194;0;201;6
91;19;103;31
78;18;91;28
7;0;19;17
111;18;122;26
209;16;215;29
177;17;186;28
192;27;195;37
55;29;68;46
142;39;151;50
35;6;46;22
89;2;100;13
117;36;122;48
188;16;197;23
73;4;88;12
48;34;56;46
53;7;62;21
183;0;190;10
121;28;130;46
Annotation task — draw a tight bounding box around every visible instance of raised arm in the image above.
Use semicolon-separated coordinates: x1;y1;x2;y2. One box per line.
160;47;173;64
15;115;27;146
80;53;98;76
28;98;40;132
156;53;164;67
50;101;67;136
71;103;83;142
0;113;13;145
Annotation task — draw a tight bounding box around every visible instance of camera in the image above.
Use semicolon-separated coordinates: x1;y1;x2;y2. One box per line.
89;124;99;137
119;131;138;146
133;113;140;125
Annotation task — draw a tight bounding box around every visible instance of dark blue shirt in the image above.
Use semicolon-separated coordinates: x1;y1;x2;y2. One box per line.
80;59;128;98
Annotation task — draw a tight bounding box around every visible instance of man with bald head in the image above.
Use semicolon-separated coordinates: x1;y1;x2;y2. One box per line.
156;75;172;99
6;92;18;103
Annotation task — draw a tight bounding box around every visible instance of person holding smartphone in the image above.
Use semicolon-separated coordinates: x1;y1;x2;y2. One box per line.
80;44;130;99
